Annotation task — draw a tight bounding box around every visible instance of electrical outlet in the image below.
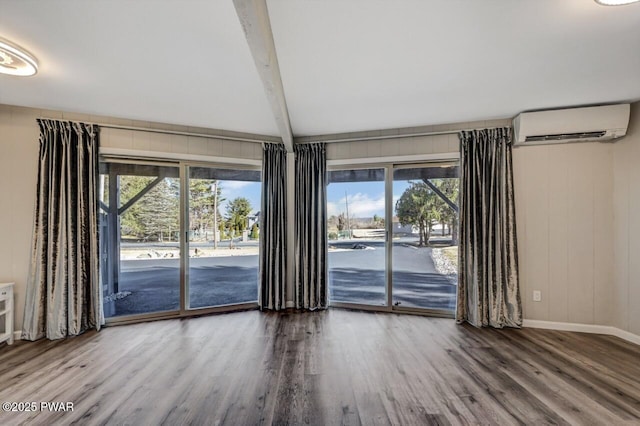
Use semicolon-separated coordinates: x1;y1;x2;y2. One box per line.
533;290;542;302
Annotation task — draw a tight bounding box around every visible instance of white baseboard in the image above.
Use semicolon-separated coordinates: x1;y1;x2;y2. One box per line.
523;320;612;334
610;327;640;346
285;301;295;309
12;331;21;342
523;319;640;346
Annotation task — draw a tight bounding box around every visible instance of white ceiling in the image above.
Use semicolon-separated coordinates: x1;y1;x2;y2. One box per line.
268;0;640;136
1;0;640;139
0;0;280;135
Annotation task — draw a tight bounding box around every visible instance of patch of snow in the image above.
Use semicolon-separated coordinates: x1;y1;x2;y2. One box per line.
104;291;132;303
431;248;458;285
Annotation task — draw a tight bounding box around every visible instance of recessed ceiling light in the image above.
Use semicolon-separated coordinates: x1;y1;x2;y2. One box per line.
0;38;38;76
595;0;640;5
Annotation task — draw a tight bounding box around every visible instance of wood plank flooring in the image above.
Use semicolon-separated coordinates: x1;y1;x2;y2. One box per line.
0;309;639;425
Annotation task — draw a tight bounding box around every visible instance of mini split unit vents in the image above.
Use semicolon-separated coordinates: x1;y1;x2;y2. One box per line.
513;104;630;146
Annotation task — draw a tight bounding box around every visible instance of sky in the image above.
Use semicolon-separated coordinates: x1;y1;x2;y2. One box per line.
217;180;262;215
327;181;411;219
215;179;413;219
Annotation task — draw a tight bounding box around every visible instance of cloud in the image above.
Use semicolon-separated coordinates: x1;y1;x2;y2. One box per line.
219;180;254;191
327;192;385;218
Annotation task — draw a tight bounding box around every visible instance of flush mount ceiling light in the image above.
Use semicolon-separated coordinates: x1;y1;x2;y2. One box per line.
0;38;38;76
595;0;640;5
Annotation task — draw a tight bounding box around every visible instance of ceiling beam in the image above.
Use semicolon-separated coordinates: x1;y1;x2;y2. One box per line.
233;0;294;152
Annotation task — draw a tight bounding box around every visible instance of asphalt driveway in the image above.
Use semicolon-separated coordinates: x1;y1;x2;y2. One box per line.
107;241;457;317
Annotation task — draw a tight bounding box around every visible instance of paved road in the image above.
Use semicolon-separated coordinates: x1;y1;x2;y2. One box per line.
108;240;457;317
329;241;456;310
109;255;259;316
121;240;259;249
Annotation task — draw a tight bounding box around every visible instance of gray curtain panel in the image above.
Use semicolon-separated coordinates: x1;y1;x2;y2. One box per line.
294;143;328;310
22;119;102;340
259;143;288;310
457;127;522;328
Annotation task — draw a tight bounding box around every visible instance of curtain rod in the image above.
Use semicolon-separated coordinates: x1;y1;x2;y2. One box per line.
37;117;276;145
296;125;511;144
38;116;509;145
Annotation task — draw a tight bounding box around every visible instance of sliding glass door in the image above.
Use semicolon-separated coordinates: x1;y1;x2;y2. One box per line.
99;160;261;321
186;166;261;309
327;168;387;306
99;162;181;318
392;165;459;312
327;162;459;316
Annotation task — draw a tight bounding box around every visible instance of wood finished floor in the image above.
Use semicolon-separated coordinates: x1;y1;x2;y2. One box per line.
1;310;639;426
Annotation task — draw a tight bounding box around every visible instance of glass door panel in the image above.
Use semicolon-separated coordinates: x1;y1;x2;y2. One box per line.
186;166;261;309
391;165;459;312
327;168;386;306
99;162;181;318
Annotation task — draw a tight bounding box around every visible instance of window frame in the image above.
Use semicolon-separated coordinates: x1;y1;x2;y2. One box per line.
326;156;459;318
100;156;262;326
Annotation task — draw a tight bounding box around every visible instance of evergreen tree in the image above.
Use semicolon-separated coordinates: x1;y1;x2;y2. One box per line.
250;223;259;239
337;213;346;231
372;214;385;228
225;197;253;234
188;179;223;240
431;178;459;244
395;182;440;246
119;176;179;241
138;178;179;241
119;176;155;238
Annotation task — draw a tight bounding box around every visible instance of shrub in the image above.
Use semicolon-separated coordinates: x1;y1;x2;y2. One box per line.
250;223;259;239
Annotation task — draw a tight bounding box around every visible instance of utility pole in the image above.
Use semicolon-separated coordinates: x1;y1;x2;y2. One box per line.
212;181;218;249
345;190;351;239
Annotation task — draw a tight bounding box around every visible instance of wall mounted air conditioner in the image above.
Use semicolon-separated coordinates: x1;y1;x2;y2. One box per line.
513;104;630;147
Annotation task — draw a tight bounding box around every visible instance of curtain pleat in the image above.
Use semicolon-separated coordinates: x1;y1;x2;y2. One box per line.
22;119;102;340
259;143;288;310
457;127;522;328
294;143;327;310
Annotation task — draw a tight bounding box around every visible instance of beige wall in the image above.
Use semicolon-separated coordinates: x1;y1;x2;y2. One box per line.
307;119;511;161
325;132;458;160
513;142;614;325
613;102;640;336
101;126;263;162
0;106;40;334
514;101;640;330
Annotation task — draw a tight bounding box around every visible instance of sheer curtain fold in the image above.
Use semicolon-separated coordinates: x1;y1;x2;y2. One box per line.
22;119;102;341
294;143;328;310
457;127;522;328
259;143;288;310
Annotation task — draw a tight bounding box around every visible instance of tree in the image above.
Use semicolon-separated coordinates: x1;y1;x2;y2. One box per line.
119;176;155;238
144;188;179;241
395;182;440;246
337;213;346;232
225;197;253;234
327;215;338;231
372;214;385;228
188;179;223;241
250;223;259;239
119;176;180;241
133;178;180;241
431;179;459;244
218;218;228;240
189;179;212;238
